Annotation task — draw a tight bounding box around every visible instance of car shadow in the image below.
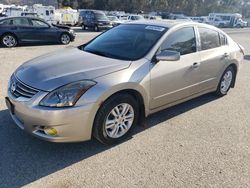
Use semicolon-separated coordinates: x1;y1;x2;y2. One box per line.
244;55;250;61
0;93;218;187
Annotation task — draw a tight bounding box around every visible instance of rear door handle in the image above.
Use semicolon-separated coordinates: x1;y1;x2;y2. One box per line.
192;62;200;68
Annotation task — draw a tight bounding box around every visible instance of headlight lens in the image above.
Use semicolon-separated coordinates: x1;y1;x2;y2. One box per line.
39;80;96;107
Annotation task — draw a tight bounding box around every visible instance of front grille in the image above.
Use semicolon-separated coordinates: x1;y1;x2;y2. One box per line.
10;76;39;99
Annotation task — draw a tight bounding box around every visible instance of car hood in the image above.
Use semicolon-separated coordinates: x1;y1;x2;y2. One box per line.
15;47;131;91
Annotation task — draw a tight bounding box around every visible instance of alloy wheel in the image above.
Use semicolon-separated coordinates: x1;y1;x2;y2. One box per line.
104;103;134;139
220;70;233;94
2;35;17;47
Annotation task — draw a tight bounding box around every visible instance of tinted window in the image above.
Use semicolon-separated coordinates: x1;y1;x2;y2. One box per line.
0;19;12;25
161;27;196;55
13;18;30;26
220;33;227;46
83;24;167;61
199;27;220;50
46;10;49;16
31;19;49;28
95;12;109;21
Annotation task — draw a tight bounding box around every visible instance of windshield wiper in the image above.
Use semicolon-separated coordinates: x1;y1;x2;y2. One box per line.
84;49;111;58
84;49;130;60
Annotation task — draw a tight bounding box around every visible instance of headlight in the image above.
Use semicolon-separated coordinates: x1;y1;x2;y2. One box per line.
39;80;96;108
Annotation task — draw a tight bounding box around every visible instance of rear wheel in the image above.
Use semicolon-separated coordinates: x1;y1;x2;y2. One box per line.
1;34;17;48
82;24;86;30
94;25;99;32
60;33;71;45
215;66;235;97
93;94;139;145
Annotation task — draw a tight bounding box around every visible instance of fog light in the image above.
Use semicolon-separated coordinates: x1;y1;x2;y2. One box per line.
44;127;58;136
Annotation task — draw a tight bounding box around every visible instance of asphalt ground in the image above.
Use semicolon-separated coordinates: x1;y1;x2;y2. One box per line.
0;28;250;188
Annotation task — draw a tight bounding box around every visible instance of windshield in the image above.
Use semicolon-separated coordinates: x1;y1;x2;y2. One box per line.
82;24;167;61
133;15;144;20
96;12;109;21
108;16;119;21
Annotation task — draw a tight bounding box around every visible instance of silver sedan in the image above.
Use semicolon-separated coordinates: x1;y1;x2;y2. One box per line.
6;21;244;144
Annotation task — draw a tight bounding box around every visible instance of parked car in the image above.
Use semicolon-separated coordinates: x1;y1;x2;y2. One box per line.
6;21;244;144
0;17;75;47
107;16;123;26
79;10;112;31
126;14;144;21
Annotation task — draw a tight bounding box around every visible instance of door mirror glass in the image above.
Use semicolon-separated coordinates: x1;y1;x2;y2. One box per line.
156;50;180;61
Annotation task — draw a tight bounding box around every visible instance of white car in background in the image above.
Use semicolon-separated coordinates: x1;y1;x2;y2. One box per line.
126;15;144;22
107;16;124;26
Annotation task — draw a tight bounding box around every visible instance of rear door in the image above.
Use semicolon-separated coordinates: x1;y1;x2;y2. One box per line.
197;27;228;90
12;17;35;42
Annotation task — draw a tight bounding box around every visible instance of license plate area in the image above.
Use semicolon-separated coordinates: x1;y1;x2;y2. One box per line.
5;97;15;115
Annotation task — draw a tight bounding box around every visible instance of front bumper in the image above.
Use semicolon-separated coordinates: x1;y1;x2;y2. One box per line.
6;90;97;143
70;32;76;41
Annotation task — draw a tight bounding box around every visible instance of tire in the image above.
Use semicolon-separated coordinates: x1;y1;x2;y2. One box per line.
93;94;139;145
214;66;235;97
236;24;241;28
60;33;71;45
94;25;99;32
1;33;17;48
82;24;86;30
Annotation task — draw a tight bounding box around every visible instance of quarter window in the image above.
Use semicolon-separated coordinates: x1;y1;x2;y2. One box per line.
199;27;220;50
219;33;227;46
160;27;197;55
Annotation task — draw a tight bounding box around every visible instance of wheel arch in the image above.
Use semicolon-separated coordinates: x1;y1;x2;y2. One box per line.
1;32;19;43
91;88;147;138
228;63;238;88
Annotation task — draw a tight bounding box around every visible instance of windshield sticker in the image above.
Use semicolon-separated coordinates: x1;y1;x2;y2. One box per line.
145;26;165;32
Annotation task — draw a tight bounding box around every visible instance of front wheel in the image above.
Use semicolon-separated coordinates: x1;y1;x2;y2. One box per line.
1;34;17;47
60;33;71;45
215;66;235;97
93;94;139;145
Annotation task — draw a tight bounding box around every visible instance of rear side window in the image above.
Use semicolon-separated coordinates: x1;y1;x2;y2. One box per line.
160;27;197;55
220;33;227;46
0;19;12;25
13;18;30;26
199;27;220;50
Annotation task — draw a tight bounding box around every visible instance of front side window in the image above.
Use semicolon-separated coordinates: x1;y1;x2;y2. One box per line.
160;27;197;55
13;18;30;26
31;19;49;28
82;24;167;61
199;27;220;50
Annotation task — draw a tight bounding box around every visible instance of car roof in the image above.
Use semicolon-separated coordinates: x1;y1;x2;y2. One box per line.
0;16;46;21
125;20;221;31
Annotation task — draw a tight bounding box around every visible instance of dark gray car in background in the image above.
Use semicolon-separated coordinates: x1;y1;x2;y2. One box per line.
0;17;76;47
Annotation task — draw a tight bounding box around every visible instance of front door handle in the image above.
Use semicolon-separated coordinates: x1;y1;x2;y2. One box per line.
192;62;200;69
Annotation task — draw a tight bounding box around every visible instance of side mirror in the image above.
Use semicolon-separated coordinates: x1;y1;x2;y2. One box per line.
156;50;180;61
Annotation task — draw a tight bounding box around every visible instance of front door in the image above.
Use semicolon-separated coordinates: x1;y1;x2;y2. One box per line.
150;27;202;110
